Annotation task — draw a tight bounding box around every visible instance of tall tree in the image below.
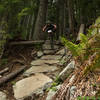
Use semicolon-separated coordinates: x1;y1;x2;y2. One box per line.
56;0;67;39
33;0;48;40
67;0;76;37
58;0;64;36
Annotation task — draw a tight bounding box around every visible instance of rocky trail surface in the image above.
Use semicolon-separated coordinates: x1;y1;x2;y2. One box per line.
0;40;72;100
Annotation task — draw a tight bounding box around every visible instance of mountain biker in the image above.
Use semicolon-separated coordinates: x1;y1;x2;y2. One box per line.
43;21;57;49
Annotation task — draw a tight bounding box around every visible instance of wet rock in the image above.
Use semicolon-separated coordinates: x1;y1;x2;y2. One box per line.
13;73;52;100
58;61;75;80
37;51;44;58
23;64;58;76
0;91;7;100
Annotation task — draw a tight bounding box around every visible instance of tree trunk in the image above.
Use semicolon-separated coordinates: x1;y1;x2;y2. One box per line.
63;0;67;36
56;0;67;39
0;68;9;75
0;18;7;59
0;66;26;86
67;0;76;36
33;0;48;40
28;14;34;40
58;0;64;36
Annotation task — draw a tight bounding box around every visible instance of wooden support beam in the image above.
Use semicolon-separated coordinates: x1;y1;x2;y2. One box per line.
76;24;85;43
9;40;45;45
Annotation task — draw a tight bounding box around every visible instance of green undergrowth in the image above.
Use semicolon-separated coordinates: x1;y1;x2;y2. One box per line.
61;33;89;62
61;17;100;76
47;76;62;92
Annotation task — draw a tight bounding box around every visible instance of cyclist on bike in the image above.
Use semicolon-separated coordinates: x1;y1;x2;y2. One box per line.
43;21;57;49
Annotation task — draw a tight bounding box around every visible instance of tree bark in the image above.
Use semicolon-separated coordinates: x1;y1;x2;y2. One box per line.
0;18;7;59
57;0;66;38
67;0;76;36
0;68;9;75
33;0;48;40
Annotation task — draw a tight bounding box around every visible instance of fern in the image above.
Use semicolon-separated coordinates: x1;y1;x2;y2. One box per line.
80;33;88;44
18;7;30;21
61;33;88;57
61;37;79;56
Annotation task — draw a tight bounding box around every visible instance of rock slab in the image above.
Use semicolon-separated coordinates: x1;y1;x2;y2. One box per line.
0;91;7;100
31;59;59;66
41;55;62;60
24;64;58;76
59;61;75;80
13;73;52;100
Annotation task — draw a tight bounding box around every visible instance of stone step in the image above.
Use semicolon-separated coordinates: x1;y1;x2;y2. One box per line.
13;73;52;100
31;59;59;66
41;55;62;60
23;64;58;77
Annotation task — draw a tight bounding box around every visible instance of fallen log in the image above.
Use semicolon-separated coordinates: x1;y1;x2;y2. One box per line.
0;68;9;75
9;40;44;45
76;24;85;43
0;66;26;86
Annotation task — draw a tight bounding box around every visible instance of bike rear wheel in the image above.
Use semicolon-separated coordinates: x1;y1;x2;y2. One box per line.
50;33;54;49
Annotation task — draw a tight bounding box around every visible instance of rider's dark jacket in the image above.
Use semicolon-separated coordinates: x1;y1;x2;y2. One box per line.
43;24;56;33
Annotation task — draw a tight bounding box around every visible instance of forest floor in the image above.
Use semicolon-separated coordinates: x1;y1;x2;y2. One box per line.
0;45;35;100
1;38;100;100
0;40;67;100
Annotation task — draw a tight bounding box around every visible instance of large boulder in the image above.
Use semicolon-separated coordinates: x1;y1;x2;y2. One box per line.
13;73;52;100
58;61;75;80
